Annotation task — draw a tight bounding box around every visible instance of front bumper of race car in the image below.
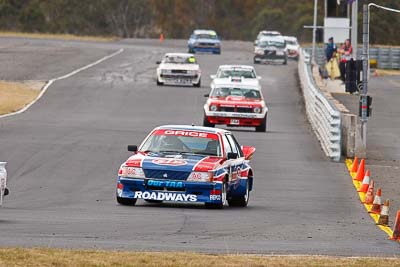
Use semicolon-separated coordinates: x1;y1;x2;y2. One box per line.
191;46;221;54
158;73;201;86
254;51;287;63
204;110;267;127
116;177;246;204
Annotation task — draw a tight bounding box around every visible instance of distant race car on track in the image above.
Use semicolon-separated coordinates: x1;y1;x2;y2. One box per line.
156;53;201;87
210;65;261;84
188;29;221;54
283;36;300;60
116;125;256;208
254;35;288;65
203;77;268;132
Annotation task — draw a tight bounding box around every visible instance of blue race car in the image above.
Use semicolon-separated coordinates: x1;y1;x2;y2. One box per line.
116;125;256;208
188;30;221;54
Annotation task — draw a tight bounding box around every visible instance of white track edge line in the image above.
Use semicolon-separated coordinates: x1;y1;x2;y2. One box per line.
0;48;124;119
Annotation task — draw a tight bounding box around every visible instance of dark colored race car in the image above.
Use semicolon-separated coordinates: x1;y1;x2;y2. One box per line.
116;125;256;209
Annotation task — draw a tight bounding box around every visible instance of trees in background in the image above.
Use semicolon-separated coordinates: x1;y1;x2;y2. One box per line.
0;0;398;44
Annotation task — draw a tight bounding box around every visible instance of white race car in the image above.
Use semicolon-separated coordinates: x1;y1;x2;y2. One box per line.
283;36;300;60
156;53;201;87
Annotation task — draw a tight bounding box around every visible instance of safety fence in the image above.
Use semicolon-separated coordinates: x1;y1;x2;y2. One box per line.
305;46;400;69
298;49;342;162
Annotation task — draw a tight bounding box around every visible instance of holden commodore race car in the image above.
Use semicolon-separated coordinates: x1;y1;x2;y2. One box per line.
116;125;256;208
188;29;221;54
203;77;268;132
156;53;201;87
254;36;287;65
283;36;300;60
210;65;261;82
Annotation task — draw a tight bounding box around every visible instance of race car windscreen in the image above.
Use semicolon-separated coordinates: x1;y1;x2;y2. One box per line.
211;87;261;99
164;55;196;64
140;130;222;156
259;40;285;48
286;40;298;45
195;34;218;39
217;69;256;78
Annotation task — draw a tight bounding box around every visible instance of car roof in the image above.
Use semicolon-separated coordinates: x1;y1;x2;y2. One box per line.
156;125;230;134
283;36;298;41
193;29;217;35
259;30;281;35
217;65;255;71
164;52;195;58
259;35;285;42
212;78;260;89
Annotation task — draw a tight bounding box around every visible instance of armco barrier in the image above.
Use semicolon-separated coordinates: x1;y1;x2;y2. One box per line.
298;49;341;161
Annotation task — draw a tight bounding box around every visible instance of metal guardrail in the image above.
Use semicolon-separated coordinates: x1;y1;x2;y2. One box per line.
298;49;342;162
305;46;400;69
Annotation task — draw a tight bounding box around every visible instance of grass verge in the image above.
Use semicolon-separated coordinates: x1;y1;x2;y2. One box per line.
0;81;43;115
0;31;118;42
0;248;399;267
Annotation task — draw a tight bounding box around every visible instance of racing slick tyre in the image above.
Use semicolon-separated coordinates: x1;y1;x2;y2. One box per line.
116;196;137;206
228;179;249;207
205;182;227;209
194;79;201;87
156;77;164;86
283;57;288;65
255;115;267;132
4;187;9;196
203;115;215;127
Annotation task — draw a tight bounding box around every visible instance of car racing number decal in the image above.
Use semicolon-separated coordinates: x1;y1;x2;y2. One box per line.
152;159;187;166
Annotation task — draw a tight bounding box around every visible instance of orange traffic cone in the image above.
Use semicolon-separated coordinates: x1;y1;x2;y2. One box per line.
358;169;370;193
159;33;164;43
377;199;390;226
363;179;375;204
351;157;359;172
369;188;382;214
389;210;400;241
353;159;365;181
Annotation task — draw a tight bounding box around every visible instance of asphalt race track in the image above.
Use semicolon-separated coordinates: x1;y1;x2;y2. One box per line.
0;38;399;255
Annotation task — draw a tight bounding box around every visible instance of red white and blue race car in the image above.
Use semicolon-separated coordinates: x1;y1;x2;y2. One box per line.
116;125;256;208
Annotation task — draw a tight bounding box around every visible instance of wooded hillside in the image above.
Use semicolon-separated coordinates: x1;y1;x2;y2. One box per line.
0;0;398;44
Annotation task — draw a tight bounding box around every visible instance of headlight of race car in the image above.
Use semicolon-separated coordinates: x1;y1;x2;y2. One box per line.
214;43;221;47
187;171;212;182
161;69;170;75
209;105;218;111
187;70;198;75
255;48;264;55
119;166;145;178
193;42;199;47
253;106;262;113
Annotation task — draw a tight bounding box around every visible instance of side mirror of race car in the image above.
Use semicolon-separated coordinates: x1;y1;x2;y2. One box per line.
210;75;216;80
204;94;209;97
127;145;138;153
257;76;262;80
241;146;256;160
227;152;238;160
156;61;161;65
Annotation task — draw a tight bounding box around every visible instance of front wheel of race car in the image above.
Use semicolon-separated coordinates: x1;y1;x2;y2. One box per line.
253;57;258;64
203;115;215;127
255;115;267;132
156;77;164;86
205;182;227;209
116;196;137;206
194;79;201;87
228;179;250;207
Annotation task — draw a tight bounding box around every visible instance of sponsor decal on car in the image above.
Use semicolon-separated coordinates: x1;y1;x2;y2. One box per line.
152;129;219;140
152;159;187;166
134;191;197;202
147;180;184;188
